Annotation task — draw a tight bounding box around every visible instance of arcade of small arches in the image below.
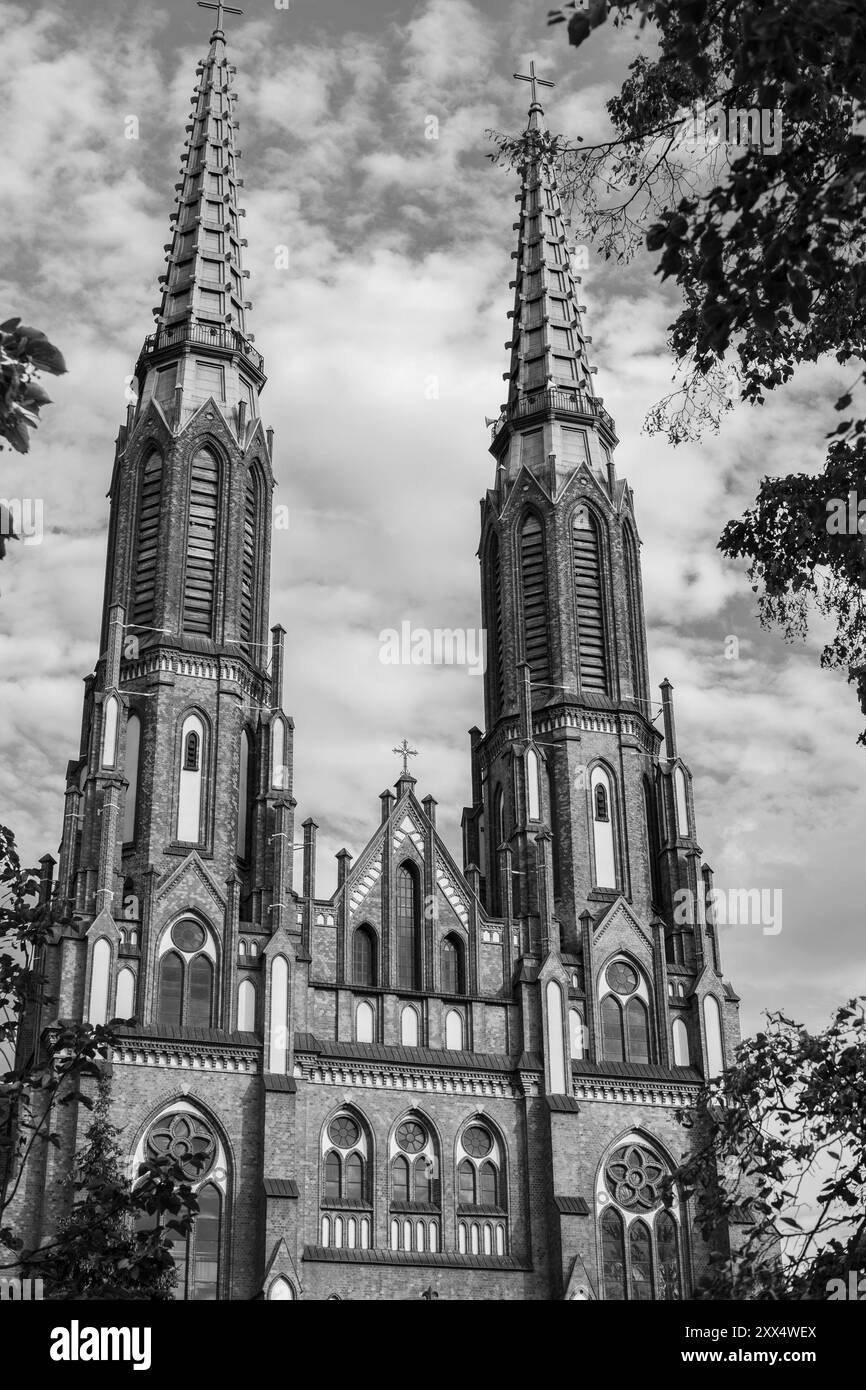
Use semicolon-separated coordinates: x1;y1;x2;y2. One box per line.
318;1110;509;1259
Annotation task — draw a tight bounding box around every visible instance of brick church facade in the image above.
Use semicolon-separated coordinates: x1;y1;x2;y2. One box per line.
10;17;746;1300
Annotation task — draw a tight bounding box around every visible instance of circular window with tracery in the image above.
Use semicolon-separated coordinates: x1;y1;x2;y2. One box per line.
605;1144;666;1210
606;961;638;996
328;1116;360;1149
147;1113;216;1181
396;1120;427;1154
462;1125;493;1158
172;919;206;954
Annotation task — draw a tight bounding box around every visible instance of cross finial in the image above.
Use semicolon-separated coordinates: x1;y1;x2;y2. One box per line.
197;0;243;35
513;59;555;109
392;739;418;776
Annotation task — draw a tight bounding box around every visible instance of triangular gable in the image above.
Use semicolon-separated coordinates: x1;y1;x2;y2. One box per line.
261;1236;302;1299
553;458;613;513
182;394;238;439
155;850;227;912
592;895;653;952
86;906;120;943
564;1253;597;1300
499;462;553;516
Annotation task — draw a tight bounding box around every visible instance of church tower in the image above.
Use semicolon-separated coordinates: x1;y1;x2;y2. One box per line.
12;39;748;1302
10;10;298;1297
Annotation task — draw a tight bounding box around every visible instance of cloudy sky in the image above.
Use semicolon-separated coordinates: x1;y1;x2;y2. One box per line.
0;0;862;1039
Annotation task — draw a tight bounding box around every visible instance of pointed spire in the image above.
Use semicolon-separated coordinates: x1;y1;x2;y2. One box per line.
490;67;617;468
134;6;265;430
505;84;596;416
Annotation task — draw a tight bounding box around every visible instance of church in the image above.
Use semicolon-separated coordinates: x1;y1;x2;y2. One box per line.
10;11;747;1300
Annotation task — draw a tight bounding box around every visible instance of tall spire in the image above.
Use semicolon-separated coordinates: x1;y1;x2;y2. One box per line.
492;66;616;469
133;3;265;432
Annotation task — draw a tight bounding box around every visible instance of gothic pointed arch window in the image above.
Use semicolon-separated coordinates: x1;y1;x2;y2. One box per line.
133;449;163;629
237;977;256;1032
395;861;421;990
101;695;119;770
183;446;220;636
136;1107;226;1300
115;965;136;1021
440;934;464;994
240;463;262;649
236;727;252;860
269;954;289;1073
156;918;217;1029
87;937;111;1027
320;1111;372;1251
456;1121;508;1256
123;712;142;844
177;713;205;843
546;978;567;1092
599;957;653;1064
703;993;725;1077
674;765;691;837
486;533;505;718
623;522;648;705
184;729;200;771
643;775;662;907
400;1004;419;1047
353;925;376;987
526;746;541;821
590;765;616;887
492;784;505;913
597;1138;685;1300
672;1016;690;1066
573;505;609;693
520;512;550;689
355;999;374;1043
157;951;183;1028
600;1206;626;1300
444;1008;464;1050
389;1115;441;1253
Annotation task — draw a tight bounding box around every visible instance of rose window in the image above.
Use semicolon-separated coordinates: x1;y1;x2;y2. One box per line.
396;1120;427;1153
147;1113;216;1181
328;1116;360;1149
462;1126;493;1159
606;961;638;996
605;1144;666;1210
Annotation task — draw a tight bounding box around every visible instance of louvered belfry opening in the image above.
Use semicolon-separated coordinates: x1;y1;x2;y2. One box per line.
520;513;550;689
183;447;220;635
240;467;258;646
623;524;646;704
132;451;163;628
573;510;609;692
487;534;505;717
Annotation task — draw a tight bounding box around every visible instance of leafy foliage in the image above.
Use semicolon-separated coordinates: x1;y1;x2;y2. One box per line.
669;999;866;1299
0;823;195;1297
0;317;66;456
21;1078;200;1301
720;442;866;733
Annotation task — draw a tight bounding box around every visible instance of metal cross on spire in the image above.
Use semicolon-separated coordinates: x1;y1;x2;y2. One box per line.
392;739;418;776
197;0;243;34
513;59;555;108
